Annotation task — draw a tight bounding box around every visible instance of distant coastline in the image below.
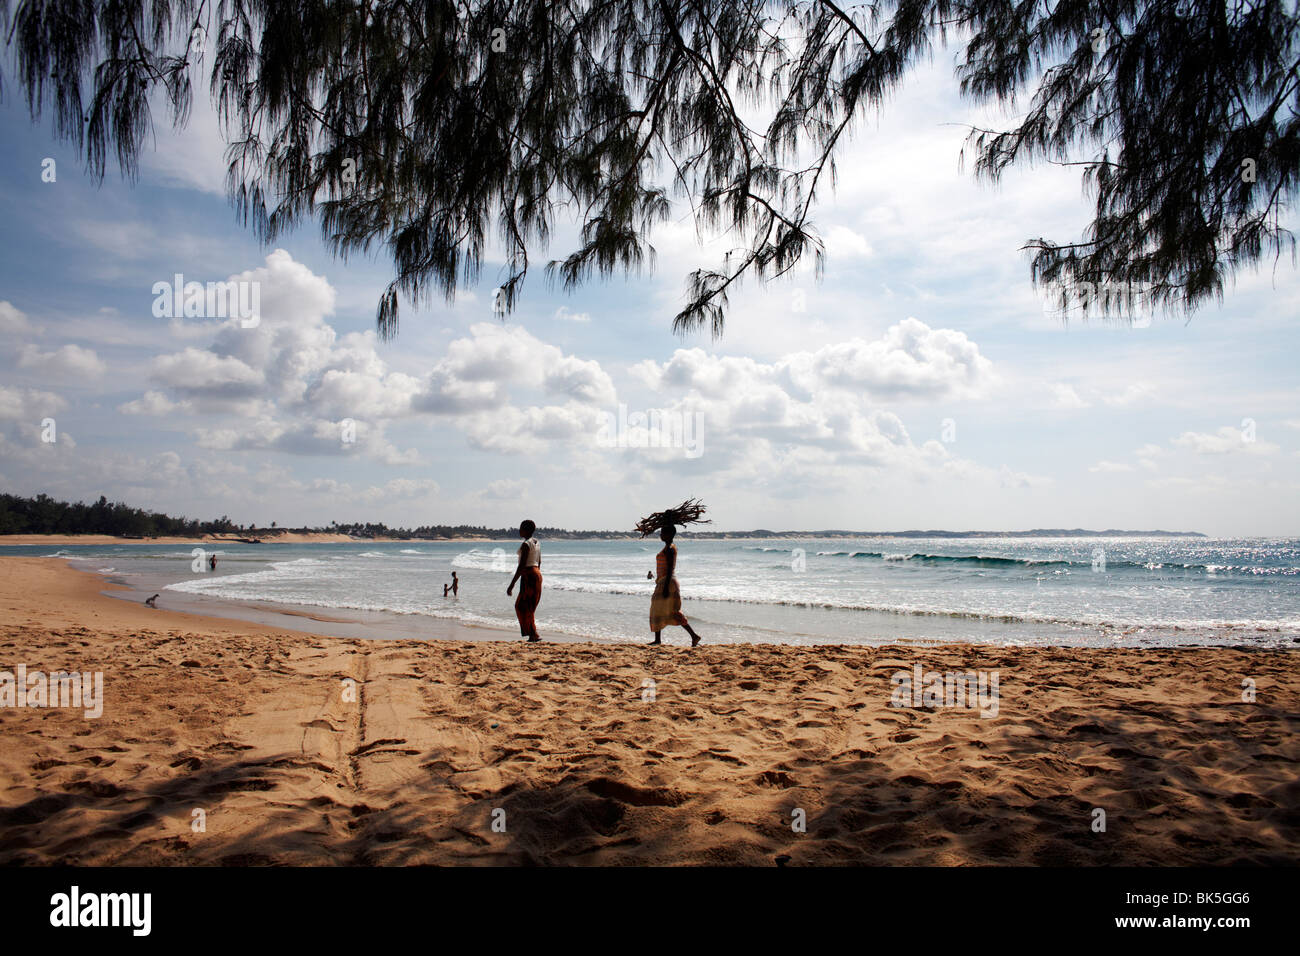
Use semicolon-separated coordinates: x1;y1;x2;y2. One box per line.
0;527;1209;546
0;487;1212;542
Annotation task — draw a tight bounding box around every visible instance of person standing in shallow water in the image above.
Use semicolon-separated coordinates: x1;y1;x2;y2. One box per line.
649;525;702;646
507;520;542;642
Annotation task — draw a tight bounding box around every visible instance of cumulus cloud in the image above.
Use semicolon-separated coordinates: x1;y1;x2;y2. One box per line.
0;385;66;421
0;301;31;335
152;348;264;397
18;343;106;378
462;402;606;456
123;255;622;468
307;364;422;420
118;391;192;416
795;318;996;401
123;251;417;460
194;416;419;465
413;323;615;412
638;317;995;404
823;225;874;260
543;355;617;405
594;319;1036;493
122;255;1011;496
98;253;1040;509
1171;426;1278;456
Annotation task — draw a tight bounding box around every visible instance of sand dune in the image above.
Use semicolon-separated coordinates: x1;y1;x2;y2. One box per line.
0;558;1295;865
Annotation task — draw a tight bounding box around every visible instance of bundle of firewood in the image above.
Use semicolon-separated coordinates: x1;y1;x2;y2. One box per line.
635;498;711;536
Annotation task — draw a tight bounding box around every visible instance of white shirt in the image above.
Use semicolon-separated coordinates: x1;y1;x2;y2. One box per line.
519;537;541;567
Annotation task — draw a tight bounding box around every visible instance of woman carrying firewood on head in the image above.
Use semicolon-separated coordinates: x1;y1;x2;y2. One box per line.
636;499;709;647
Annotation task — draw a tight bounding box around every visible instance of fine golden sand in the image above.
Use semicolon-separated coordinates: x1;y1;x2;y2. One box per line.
0;556;1296;865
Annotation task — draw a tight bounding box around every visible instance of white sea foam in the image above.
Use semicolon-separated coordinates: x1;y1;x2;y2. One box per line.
89;536;1300;648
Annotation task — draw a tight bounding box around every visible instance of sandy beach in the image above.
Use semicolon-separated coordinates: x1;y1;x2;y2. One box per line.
0;556;1295;865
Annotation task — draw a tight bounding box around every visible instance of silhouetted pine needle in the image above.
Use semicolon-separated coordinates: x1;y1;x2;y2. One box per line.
636;498;710;536
10;2;1296;335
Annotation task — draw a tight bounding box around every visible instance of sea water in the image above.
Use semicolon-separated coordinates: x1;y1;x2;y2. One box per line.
12;536;1300;648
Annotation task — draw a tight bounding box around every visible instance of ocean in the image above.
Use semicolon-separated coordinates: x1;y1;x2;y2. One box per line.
14;536;1300;648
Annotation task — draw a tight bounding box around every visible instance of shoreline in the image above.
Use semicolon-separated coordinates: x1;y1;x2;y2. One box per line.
62;556;504;644
14;544;1298;650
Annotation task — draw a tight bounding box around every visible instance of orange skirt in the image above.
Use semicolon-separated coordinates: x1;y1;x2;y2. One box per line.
515;567;542;634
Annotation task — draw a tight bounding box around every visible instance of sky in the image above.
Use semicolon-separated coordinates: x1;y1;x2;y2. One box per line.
0;46;1297;537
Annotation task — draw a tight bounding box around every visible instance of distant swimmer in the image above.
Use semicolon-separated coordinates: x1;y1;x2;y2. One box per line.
443;583;450;597
208;553;217;571
451;571;459;597
144;594;159;608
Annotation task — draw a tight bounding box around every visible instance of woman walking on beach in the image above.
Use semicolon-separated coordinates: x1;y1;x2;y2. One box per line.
506;520;542;642
637;500;709;647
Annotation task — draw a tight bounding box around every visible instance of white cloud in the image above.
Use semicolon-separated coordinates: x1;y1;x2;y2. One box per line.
1100;382;1153;406
0;386;66;421
413;323;616;412
639;317;996;404
152;348;264;397
1171;426;1278;456
307;366;422;420
0;301;31;335
1048;383;1089;409
462;402;605;456
18;343;106;378
795;318;997;401
823;225;874;260
543;355;617;405
118;391;192;416
478;478;530;500
358;477;440;504
194;416;420;466
593;322;1040;494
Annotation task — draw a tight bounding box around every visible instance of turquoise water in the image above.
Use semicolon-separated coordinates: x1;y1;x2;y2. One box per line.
11;536;1300;647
